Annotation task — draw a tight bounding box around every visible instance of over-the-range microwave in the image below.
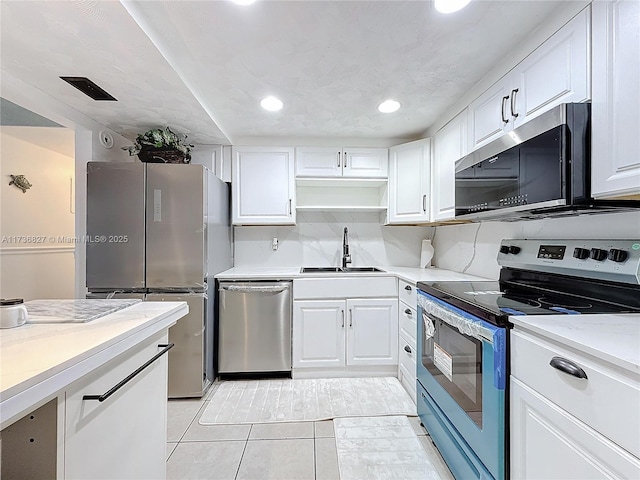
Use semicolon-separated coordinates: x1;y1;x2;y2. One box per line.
454;103;639;220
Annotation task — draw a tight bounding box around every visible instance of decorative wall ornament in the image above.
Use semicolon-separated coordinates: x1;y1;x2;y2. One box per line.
9;175;32;193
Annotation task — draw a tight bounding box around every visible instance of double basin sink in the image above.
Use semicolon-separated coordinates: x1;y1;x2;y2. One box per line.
300;267;385;273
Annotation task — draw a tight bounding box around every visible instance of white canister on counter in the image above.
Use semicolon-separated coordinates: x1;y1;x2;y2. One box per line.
1;298;28;328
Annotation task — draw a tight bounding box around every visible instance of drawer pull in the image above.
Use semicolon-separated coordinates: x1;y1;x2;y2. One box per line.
83;343;175;402
404;345;412;354
549;356;588;380
404;308;412;315
404;285;412;291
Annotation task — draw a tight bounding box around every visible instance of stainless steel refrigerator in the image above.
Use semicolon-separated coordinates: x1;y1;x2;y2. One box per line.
86;162;232;398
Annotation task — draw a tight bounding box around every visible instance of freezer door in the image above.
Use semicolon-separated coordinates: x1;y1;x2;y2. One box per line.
146;164;207;289
86;162;145;290
146;293;207;398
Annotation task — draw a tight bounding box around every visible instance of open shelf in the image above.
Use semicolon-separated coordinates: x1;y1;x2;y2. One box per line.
295;177;388;212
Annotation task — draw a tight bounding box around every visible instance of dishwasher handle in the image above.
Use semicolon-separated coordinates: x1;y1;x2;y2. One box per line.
220;284;290;294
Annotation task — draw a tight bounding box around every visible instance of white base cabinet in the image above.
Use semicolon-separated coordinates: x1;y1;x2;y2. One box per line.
293;298;398;369
591;0;640;199
510;328;640;479
64;330;169;480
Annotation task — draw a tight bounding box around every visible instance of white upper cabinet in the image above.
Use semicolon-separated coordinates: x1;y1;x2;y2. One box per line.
388;138;431;224
591;0;640;199
232;146;296;225
468;7;590;151
296;147;388;178
433;109;468;222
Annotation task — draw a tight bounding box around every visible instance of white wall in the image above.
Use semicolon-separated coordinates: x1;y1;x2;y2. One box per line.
234;211;433;268
0;129;76;300
432;211;640;280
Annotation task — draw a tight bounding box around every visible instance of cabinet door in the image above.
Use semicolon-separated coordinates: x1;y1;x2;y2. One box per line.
512;8;590;128
342;148;389;178
346;298;398;366
295;147;343;178
388;139;431;224
591;0;640;199
467;81;512;151
232;146;296;224
511;377;640;479
65;330;169;480
433;110;467;221
293;300;345;368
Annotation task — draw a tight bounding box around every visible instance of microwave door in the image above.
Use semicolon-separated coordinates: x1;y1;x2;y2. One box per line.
519;126;565;206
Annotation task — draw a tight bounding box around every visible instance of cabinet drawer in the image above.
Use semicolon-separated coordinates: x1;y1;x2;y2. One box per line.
399;304;417;346
65;330;169;480
398;280;417;308
293;277;397;299
511;329;640;457
399;335;417;406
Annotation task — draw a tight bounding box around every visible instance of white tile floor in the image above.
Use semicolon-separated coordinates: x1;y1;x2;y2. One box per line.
166;383;455;480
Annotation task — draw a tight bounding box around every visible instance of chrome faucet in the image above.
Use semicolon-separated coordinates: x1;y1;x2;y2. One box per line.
342;227;352;268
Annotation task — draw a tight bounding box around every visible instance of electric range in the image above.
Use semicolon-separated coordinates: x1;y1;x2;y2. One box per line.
415;239;640;480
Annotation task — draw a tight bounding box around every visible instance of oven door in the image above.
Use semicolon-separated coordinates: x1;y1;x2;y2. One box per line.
417;290;506;480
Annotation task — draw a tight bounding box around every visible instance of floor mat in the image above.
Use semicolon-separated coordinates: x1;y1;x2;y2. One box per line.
199;377;415;425
334;416;441;480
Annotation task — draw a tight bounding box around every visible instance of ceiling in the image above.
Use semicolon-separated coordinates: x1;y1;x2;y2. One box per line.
1;0;568;146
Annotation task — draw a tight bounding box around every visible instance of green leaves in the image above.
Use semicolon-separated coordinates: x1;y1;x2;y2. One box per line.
122;127;194;160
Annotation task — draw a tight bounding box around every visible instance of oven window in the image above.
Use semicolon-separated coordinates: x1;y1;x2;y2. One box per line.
422;314;483;428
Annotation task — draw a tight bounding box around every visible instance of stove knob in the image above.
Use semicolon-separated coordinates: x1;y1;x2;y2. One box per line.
508;246;521;255
590;248;608;261
500;245;510;254
573;247;590;260
608;249;628;263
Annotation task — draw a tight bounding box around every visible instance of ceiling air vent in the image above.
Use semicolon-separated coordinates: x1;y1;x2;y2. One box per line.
59;77;117;101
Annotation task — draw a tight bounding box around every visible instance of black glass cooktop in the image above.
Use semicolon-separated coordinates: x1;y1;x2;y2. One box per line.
417;279;640;327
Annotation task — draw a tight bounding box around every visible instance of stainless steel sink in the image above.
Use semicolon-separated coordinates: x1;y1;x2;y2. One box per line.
300;267;385;273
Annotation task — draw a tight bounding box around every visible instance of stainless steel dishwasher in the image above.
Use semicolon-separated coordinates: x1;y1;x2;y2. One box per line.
218;281;292;374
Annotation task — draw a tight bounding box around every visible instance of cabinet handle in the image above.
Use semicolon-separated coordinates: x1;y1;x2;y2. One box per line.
288;199;292;215
549;356;588;380
404;345;412;354
404;285;412;292
422;194;427;213
404;308;412;315
83;343;175;402
341;309;345;328
337;151;341;168
510;88;519;118
349;308;353;327
501;96;510;124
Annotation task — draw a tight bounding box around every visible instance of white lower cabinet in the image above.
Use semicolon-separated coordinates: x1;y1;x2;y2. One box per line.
293;298;398;369
64;330;169;480
510;328;640;479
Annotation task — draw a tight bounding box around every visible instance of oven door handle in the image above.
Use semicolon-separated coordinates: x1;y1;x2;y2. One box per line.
420;300;496;345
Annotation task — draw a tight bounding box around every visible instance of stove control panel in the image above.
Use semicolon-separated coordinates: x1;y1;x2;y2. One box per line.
497;239;640;285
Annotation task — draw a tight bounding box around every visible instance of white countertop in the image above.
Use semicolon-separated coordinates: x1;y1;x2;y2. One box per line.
0;301;188;428
511;314;640;374
215;266;486;284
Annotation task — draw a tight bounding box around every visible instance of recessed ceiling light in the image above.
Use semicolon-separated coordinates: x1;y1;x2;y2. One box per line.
231;0;256;5
378;99;401;113
434;0;471;14
260;96;283;112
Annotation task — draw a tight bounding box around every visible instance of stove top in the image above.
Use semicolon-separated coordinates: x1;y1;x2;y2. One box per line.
417;280;640;326
419;239;640;326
